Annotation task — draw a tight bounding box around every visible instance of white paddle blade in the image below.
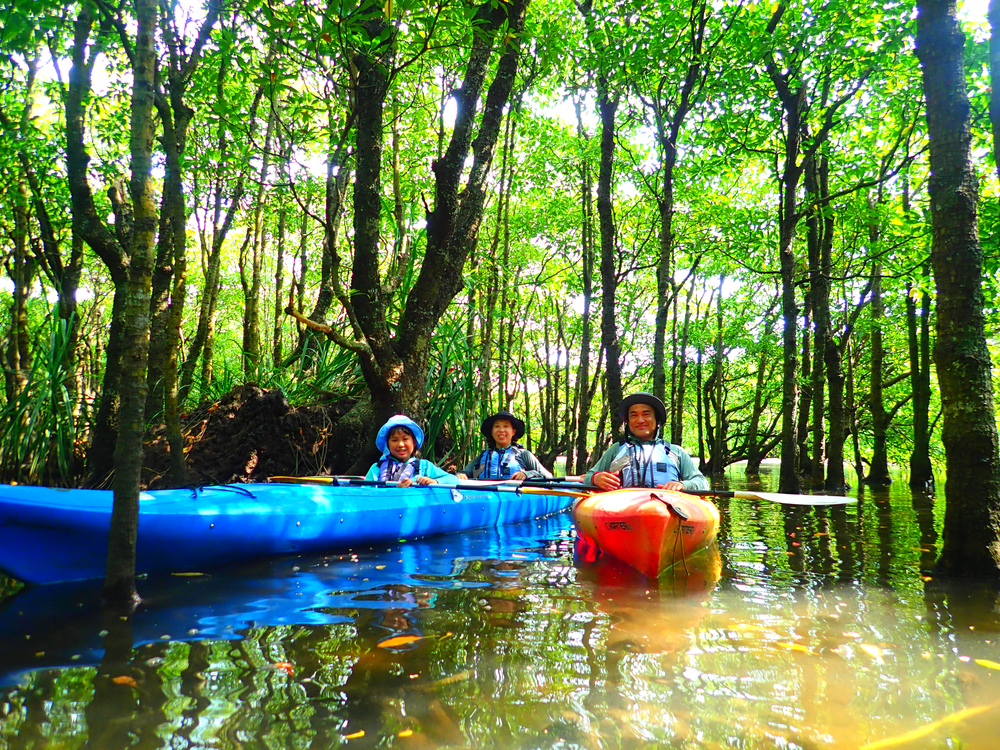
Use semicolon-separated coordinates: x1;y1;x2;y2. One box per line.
737;490;857;506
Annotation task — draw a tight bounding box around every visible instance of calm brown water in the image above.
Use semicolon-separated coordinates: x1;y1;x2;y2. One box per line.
1;467;999;749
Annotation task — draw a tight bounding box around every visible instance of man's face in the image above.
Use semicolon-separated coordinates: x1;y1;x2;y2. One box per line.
388;429;416;461
492;419;515;448
627;403;658;441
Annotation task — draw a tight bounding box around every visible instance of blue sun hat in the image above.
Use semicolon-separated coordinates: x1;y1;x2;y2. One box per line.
375;415;425;455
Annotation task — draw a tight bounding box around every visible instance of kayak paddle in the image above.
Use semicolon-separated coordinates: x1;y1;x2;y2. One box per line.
268;476;591;498
271;475;855;505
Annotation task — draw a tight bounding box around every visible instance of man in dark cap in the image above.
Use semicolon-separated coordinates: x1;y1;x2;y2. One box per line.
458;411;553;481
584;392;708;492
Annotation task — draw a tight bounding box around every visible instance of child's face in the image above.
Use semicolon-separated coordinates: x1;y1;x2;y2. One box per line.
491;419;515;448
387;428;416;461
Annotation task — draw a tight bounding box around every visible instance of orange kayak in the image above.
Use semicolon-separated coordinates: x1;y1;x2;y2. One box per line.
573;488;721;578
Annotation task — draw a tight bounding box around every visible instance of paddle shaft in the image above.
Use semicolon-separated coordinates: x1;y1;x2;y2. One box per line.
270;476;590;497
520;481;854;505
271;476;854;505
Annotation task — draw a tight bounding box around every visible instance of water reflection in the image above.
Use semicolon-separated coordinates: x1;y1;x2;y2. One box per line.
2;475;1000;749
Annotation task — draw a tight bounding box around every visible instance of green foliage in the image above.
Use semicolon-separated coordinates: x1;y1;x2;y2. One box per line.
0;314;85;487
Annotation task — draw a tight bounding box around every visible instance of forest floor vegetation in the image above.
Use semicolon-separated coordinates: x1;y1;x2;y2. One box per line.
143;384;357;489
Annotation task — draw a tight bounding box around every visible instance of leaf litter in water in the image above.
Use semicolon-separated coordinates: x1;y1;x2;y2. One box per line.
378;632;452;649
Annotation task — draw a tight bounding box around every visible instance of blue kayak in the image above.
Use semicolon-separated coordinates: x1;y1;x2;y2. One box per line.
0;481;577;585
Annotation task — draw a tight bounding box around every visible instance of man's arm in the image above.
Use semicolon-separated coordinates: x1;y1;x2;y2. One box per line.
583;444;619;484
671;444;709;490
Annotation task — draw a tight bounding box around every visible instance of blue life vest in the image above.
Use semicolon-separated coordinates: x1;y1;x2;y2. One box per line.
471;446;521;480
613;440;679;488
378;457;419;482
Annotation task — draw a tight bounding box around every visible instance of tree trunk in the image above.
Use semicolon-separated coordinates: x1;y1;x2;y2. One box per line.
825;333;849;490
179;59;266;400
989;0;1000;182
711;276;725;473
106;0;158;603
673;284;695;445
243;104;276;375
272;164;289;367
65;7;131;487
916;0;1000;577
797;291;812;473
291;0;531;473
574;100;595;475
804;161;822;484
596;82;623;417
770;74;804;493
4;177;33;401
866;257;892;485
908;260;934;488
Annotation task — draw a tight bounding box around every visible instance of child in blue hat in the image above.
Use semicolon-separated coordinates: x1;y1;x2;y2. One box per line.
365;415;458;486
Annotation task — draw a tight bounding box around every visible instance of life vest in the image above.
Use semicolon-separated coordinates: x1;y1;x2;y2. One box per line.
378;457;420;482
471;446;522;480
613;440;680;488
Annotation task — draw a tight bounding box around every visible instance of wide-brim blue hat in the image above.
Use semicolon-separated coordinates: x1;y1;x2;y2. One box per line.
375;415;425;453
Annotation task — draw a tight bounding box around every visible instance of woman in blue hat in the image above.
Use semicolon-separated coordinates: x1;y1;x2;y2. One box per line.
458;410;552;481
584;393;708;491
365;415;458;486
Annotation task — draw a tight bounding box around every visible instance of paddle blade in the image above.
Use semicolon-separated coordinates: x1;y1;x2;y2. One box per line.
739;490;857;506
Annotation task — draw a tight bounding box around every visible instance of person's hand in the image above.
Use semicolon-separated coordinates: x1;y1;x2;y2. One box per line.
510;470;526;481
415;476;437;486
397;477;413;487
593;471;621;491
657;481;684;491
457;472;468;480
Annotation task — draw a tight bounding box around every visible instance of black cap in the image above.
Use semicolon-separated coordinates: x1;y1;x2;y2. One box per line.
481;411;526;442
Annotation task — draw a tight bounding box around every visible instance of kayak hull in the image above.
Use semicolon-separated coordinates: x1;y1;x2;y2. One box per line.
573;488;720;578
0;482;574;584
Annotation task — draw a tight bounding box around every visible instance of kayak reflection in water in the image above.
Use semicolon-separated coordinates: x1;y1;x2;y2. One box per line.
365;415;458;486
584;392;708;492
457;410;552;482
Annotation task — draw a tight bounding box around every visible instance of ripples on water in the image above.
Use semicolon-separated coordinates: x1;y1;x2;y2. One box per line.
1;468;999;749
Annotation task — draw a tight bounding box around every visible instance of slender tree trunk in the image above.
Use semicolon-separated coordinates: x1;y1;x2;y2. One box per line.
845;340;865;486
797;293;812;473
673;285;695;445
908;259;934;488
596;82;623;416
989;0;1000;182
810;157;833;487
178;52;259;401
711;276;725;472
574;100;595;475
106;0;158;603
272;146;292;367
917;0;1000;576
243;105;275;375
866;258;892;485
65;7;130;487
4;180;33;400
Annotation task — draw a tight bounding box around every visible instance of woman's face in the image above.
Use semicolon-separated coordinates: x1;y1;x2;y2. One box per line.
491;419;515;449
387;429;416;461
